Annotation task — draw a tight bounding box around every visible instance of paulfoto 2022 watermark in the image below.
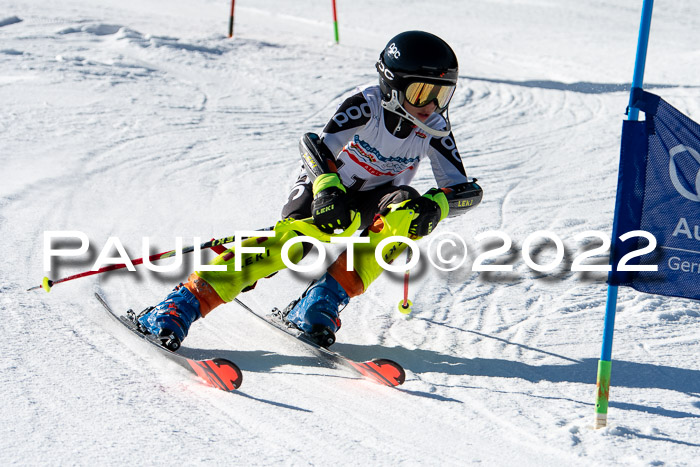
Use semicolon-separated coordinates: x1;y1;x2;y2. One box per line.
42;229;661;275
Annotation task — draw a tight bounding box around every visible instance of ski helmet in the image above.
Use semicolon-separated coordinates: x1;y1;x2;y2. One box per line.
376;31;458;137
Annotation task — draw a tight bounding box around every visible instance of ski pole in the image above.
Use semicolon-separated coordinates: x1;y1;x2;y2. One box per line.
28;213;362;293
397;248;413;314
331;0;340;44
27;233;257;293
228;0;235;38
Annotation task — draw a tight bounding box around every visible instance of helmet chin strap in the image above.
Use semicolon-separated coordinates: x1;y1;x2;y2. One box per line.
381;90;451;138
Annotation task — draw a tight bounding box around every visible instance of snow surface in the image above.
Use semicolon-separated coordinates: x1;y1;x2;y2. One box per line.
2;0;700;465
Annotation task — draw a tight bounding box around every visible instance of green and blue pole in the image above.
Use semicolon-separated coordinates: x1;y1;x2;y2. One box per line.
595;0;654;429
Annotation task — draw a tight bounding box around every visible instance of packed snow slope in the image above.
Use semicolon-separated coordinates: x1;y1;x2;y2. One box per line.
2;0;699;465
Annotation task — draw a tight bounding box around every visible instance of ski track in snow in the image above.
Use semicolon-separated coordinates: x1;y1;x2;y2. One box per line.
2;0;700;465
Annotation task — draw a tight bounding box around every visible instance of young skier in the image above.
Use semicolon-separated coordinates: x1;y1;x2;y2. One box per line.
137;30;483;349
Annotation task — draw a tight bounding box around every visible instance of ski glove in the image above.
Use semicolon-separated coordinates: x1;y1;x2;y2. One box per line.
404;188;450;237
311;173;352;233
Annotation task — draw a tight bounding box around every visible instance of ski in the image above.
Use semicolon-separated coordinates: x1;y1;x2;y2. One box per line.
234;298;405;387
95;293;242;392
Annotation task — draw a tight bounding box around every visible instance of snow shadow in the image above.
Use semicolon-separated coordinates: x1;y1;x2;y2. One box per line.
179;346;336;375
177;346;336;411
178;342;700;420
339;341;700;420
329;342;700;398
0;16;22;27
462;75;697;94
607;426;700;447
179;332;700;402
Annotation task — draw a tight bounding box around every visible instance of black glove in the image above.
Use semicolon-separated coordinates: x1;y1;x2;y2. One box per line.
311;174;351;233
404;188;449;237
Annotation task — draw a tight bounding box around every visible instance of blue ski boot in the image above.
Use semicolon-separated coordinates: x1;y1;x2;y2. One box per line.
284;273;349;348
137;284;202;351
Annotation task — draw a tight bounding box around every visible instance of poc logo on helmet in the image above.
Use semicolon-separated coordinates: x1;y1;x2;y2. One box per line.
386;42;401;59
376;60;395;81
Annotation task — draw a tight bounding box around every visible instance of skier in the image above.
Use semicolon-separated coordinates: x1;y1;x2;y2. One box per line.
137;30;483;349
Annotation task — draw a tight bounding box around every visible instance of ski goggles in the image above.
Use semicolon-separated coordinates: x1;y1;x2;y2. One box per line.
404;82;455;109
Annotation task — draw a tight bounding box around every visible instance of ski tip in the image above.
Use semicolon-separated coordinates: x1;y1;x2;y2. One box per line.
187;358;243;392
216;358;244;390
372;358;406;386
359;358;406;387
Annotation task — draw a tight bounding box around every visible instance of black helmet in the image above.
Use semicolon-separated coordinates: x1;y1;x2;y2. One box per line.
376;31;458;136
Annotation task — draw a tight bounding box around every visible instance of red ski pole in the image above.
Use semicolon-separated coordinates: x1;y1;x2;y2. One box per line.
397;248;413;314
331;0;340;44
28;214;360;293
228;0;236;38
28;233;249;293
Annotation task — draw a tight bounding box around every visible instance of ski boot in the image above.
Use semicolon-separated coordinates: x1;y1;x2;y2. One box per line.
283;273;349;348
136;284;202;351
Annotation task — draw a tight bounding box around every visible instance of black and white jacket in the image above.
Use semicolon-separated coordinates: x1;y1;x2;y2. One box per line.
318;85;468;192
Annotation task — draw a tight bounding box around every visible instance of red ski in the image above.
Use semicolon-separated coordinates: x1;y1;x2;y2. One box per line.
96;293;242;392
234;299;405;387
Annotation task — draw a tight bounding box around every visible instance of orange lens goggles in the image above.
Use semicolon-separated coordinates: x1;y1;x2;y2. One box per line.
404;82;455;109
